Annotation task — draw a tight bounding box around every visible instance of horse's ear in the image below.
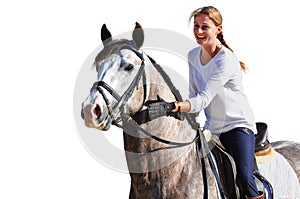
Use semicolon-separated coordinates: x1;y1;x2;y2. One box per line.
132;22;144;49
101;24;112;45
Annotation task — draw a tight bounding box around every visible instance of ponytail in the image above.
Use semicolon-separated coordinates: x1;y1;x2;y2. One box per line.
217;32;247;71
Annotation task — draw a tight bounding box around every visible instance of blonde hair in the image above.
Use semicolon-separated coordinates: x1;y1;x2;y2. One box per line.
190;6;247;71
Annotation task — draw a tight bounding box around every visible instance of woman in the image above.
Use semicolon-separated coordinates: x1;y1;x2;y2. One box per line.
148;6;264;199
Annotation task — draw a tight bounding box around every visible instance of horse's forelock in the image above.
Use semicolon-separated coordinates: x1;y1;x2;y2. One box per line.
94;39;136;66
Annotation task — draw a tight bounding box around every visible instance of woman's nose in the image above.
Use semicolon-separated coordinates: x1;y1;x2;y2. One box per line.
195;27;203;34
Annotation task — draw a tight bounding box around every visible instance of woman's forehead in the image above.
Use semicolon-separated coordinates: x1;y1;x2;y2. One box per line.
194;14;214;24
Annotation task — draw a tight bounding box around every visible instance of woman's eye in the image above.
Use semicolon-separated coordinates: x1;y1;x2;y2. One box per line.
124;63;134;71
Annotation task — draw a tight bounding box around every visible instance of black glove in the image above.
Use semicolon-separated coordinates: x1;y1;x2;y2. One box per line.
145;95;176;120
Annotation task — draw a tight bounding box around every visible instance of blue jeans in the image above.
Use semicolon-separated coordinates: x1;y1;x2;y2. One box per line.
219;127;259;197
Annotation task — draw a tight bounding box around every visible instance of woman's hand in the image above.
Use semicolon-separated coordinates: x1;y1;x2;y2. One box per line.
145;96;191;120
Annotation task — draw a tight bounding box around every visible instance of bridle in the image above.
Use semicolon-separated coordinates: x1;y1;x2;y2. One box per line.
89;45;226;199
91;47;146;128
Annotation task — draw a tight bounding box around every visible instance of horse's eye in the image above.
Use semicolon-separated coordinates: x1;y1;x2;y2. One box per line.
124;64;134;71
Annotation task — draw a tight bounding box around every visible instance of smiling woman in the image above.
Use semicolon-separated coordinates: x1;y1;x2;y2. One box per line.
160;6;264;198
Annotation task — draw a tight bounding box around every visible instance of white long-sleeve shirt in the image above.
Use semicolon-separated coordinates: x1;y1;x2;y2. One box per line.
187;46;256;134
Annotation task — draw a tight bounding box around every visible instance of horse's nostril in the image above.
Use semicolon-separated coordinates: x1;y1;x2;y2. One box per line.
94;104;101;118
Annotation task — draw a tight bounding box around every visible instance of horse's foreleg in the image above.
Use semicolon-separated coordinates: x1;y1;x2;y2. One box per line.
129;182;136;199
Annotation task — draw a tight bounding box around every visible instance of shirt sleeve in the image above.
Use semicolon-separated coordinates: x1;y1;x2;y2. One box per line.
188;58;235;113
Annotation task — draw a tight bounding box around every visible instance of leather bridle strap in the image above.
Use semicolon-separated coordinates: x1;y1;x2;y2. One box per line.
96;81;121;101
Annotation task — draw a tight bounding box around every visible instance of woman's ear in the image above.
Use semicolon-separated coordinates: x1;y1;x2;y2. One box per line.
217;25;222;35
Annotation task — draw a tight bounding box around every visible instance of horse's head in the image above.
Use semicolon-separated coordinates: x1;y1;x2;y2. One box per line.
81;22;146;130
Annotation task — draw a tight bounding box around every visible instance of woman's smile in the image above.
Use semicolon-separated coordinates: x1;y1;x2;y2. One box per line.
195;35;206;43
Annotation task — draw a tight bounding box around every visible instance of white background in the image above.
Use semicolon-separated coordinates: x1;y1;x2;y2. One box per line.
1;0;300;198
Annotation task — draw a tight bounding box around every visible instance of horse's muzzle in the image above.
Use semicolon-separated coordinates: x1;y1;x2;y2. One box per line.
81;102;112;130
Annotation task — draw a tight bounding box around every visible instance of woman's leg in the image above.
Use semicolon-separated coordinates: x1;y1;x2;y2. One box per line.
219;128;260;197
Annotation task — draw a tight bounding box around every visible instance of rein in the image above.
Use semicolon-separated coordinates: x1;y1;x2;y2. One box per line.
92;47;225;199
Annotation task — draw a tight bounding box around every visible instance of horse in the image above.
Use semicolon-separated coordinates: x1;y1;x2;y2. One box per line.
81;22;300;198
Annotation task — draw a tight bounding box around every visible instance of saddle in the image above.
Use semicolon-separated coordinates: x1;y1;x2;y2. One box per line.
255;122;270;152
210;122;273;199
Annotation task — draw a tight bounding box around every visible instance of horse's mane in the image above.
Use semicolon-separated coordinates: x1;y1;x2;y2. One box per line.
146;55;183;102
146;55;199;129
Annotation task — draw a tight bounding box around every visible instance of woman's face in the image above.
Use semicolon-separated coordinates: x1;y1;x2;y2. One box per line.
193;14;222;46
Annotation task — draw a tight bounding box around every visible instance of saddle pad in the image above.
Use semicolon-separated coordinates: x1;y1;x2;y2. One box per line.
257;151;300;199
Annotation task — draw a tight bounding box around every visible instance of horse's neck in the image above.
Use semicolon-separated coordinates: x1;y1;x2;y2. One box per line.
123;55;197;172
